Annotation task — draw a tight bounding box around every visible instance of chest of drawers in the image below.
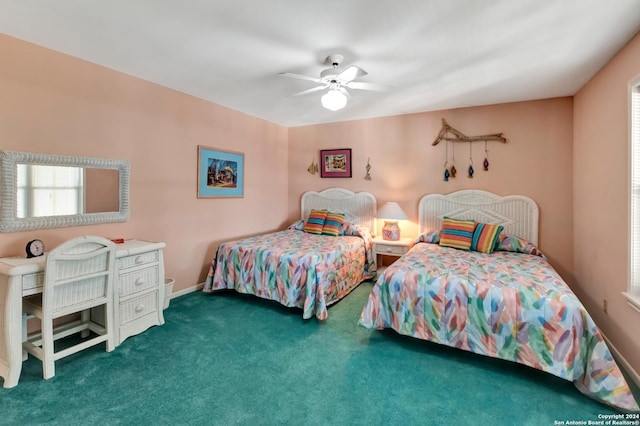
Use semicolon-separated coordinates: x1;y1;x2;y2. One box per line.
113;240;166;345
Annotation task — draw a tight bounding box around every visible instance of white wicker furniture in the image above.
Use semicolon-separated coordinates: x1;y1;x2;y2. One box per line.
301;188;377;234
418;189;539;244
372;237;413;271
22;236;116;380
114;240;165;345
0;239;165;388
0;151;130;233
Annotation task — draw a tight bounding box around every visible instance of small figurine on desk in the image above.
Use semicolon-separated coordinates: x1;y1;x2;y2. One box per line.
26;239;45;258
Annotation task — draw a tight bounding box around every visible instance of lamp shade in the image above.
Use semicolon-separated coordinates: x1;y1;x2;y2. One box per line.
321;89;347;111
375;202;408;220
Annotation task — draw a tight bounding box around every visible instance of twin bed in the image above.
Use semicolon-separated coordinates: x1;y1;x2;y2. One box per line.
359;190;638;411
204;188;638;411
203;188;377;320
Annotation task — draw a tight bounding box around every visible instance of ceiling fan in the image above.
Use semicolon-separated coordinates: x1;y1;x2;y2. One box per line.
279;54;385;111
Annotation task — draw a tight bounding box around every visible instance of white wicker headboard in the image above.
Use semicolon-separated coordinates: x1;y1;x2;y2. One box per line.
418;190;539;245
301;188;377;234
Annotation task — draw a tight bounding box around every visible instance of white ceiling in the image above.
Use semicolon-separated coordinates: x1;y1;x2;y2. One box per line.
1;1;640;127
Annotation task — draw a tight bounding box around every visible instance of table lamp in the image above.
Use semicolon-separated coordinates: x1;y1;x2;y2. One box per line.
376;202;408;241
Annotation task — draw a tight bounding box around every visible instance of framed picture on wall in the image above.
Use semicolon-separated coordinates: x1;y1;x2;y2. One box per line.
197;145;244;198
320;148;352;178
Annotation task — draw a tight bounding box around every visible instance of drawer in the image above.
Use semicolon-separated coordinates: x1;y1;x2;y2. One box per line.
376;244;408;255
22;272;44;291
117;250;159;270
119;266;159;297
119;291;158;325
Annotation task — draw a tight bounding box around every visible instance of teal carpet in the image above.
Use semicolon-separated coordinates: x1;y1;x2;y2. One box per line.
0;281;629;425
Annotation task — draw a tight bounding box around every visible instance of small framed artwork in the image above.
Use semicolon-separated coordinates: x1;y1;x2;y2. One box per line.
197;145;244;198
320;148;352;178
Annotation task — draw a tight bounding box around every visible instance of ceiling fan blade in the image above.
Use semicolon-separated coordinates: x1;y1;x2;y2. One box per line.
344;81;387;91
337;65;367;82
338;87;351;99
292;86;328;97
278;72;323;84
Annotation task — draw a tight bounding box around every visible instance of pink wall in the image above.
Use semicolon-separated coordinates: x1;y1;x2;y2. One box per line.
574;32;640;372
0;34;289;292
288;99;575;281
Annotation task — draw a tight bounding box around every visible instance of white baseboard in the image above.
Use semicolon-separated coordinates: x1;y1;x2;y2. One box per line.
603;334;640;389
168;282;205;300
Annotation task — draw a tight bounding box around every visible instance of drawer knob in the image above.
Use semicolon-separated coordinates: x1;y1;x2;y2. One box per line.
135;256;144;264
135;277;144;286
135;304;144;313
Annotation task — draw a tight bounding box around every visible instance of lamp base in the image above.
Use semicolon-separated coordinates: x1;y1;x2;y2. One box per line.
382;220;400;241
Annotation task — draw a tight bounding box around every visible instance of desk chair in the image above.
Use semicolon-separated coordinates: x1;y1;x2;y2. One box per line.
23;236;116;380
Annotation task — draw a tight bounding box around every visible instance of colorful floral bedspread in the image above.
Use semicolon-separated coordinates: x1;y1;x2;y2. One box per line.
204;228;375;320
358;242;639;411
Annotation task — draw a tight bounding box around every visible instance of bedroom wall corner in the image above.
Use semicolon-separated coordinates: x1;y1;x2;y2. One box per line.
573;30;640;375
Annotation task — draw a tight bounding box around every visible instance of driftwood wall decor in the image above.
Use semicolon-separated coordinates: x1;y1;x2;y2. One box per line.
432;119;507;145
433;119;507;181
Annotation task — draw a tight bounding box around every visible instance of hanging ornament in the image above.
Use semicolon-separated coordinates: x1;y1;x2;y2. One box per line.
483;140;490;171
364;157;372;180
468;141;474;178
307;157;318;175
443;140;450;182
450;142;457;178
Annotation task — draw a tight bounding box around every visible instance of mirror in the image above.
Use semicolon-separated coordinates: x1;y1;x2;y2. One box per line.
0;151;130;232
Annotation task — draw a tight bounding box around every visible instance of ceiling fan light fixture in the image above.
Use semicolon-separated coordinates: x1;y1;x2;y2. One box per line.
321;89;347;111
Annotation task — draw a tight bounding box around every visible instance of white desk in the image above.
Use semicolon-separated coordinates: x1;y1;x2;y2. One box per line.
0;239;165;388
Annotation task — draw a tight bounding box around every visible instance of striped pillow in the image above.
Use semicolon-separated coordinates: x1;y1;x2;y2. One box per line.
322;211;345;236
470;222;504;254
439;217;476;250
303;209;328;234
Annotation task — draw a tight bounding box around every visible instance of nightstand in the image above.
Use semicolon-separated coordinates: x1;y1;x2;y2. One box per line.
372;237;413;272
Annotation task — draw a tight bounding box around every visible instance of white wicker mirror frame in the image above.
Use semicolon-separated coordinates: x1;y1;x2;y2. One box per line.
0;151;130;232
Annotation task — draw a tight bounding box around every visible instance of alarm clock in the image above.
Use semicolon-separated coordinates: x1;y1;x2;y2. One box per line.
26;239;45;258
